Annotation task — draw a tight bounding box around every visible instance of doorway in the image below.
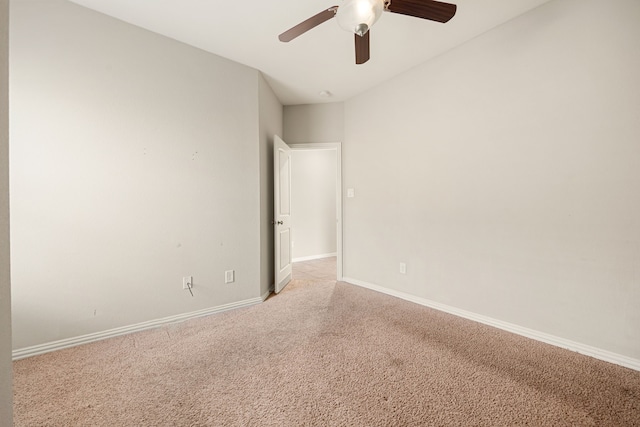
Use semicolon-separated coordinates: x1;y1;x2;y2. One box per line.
289;143;342;281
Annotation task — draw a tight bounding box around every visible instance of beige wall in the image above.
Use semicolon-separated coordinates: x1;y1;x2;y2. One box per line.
258;75;283;296
0;0;12;422
291;149;337;260
284;103;344;144
342;0;640;360
10;0;269;350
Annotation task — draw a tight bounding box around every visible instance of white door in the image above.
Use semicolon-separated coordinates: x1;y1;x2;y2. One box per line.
274;135;293;293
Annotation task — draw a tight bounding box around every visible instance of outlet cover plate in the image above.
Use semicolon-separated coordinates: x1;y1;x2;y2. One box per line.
225;270;235;284
183;276;193;289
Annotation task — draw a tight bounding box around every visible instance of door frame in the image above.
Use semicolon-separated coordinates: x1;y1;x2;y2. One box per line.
289;142;343;281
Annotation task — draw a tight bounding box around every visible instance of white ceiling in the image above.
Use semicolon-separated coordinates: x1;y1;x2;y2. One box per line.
68;0;552;105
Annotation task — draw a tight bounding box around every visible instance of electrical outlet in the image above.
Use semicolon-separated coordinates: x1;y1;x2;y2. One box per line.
225;270;235;284
183;276;193;289
399;263;407;274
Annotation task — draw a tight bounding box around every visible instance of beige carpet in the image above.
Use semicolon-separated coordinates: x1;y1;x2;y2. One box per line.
13;279;640;426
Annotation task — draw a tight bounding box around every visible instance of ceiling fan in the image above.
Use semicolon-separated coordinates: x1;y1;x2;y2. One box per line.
278;0;457;65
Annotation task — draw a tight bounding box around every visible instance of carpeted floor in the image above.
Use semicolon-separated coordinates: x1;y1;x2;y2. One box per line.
13;261;640;426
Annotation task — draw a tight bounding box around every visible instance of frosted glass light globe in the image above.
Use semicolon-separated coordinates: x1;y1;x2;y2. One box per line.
336;0;384;37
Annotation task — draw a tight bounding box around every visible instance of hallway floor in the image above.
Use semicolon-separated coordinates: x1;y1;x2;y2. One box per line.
292;256;336;282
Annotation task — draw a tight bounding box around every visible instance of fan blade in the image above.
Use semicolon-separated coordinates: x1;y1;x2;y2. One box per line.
355;31;370;65
278;6;339;42
386;0;456;23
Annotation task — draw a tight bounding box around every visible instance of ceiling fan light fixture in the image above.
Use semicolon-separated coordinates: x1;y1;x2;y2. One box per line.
336;0;383;36
278;0;457;65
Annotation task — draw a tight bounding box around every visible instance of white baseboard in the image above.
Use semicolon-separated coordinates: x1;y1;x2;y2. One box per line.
292;253;337;263
12;296;264;361
342;277;640;372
